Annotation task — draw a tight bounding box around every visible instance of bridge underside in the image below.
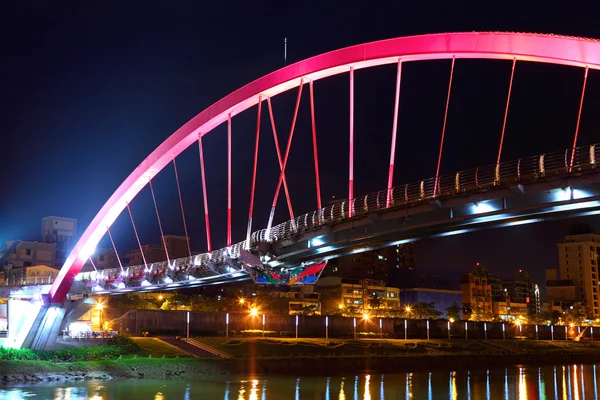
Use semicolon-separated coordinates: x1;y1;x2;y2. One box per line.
67;169;600;296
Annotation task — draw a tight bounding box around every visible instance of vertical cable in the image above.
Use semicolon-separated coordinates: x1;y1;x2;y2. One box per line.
349;67;355;216
267;97;295;219
434;56;456;196
387;59;402;207
198;134;212;252
148;178;171;266
309;81;322;210
267;79;304;231
570;66;589;172
106;226;125;274
126;202;147;269
247;96;263;247
173;158;192;257
227;114;232;247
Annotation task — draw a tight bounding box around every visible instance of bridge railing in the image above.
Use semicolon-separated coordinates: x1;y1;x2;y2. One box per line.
70;143;597;292
260;143;596;244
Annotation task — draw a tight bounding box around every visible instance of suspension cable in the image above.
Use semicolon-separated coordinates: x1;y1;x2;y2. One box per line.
496;57;517;168
148;178;171;267
309;81;322;210
349;67;355;216
197;133;212;252
247;96;263;247
126;202;147;269
173;157;192;257
106;226;125;274
569;66;589;172
387;59;402;207
227;114;232;247
434;56;456;196
267;79;304;231
267;97;294;220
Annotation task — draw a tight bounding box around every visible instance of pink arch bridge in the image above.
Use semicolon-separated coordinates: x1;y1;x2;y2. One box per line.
50;32;600;303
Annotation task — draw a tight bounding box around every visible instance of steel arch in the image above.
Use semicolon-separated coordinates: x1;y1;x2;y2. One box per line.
49;32;600;303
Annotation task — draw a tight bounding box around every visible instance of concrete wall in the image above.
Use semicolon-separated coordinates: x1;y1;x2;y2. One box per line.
101;308;592;341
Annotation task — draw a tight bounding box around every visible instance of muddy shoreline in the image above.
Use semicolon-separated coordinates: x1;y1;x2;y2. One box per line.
3;352;600;385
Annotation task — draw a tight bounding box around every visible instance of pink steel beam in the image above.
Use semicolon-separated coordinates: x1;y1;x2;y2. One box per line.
387;59;402;207
148;178;171;267
126;202;147;268
106;226;125;274
349;67;355;217
267;80;304;231
246;96;263;247
309;81;322;210
496;57;517;168
266;97;294;219
569;66;589;172
198;134;212;252
227;114;232;247
51;33;600;302
173;158;192;257
434;57;456;196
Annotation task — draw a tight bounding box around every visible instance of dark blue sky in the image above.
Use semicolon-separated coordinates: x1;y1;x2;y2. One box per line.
4;1;600;289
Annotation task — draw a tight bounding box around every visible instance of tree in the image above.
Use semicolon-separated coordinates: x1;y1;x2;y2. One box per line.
564;304;587;325
368;295;383;309
117;294;158;310
164;293;189;310
469;305;494;322
445;302;461;321
409;302;442;320
291;304;320;316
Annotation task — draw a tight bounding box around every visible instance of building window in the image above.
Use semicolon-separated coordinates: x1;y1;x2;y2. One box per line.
23;261;32;267
25;249;31;256
99;255;105;262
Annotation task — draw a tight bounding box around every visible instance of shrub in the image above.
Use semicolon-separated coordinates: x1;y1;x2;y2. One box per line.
108;334;138;353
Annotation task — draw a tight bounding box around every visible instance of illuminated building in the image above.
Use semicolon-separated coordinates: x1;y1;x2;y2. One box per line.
550;232;600;318
316;277;400;313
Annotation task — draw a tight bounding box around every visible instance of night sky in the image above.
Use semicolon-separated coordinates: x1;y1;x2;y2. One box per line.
4;2;600;293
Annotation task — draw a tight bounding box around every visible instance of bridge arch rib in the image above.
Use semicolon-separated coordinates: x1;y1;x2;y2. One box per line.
50;32;600;302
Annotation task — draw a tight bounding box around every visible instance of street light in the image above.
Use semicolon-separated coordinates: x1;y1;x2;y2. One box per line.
239;298;246;306
96;303;104;335
405;305;412;318
186;311;190;340
158;295;164;301
250;307;258;317
226;313;229;338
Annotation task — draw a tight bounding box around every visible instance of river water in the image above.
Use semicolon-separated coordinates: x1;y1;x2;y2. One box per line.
1;364;599;399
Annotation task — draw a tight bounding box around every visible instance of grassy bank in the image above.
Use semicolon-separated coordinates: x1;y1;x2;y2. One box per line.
3;338;600;383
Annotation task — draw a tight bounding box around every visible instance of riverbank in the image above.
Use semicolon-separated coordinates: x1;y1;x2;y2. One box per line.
4;339;600;384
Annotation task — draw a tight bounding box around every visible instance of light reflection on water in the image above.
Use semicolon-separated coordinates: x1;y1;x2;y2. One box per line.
2;364;600;399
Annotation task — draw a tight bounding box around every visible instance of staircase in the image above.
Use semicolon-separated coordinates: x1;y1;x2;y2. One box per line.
184;338;232;358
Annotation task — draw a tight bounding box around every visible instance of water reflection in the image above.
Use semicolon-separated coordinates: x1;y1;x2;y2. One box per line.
3;364;600;399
